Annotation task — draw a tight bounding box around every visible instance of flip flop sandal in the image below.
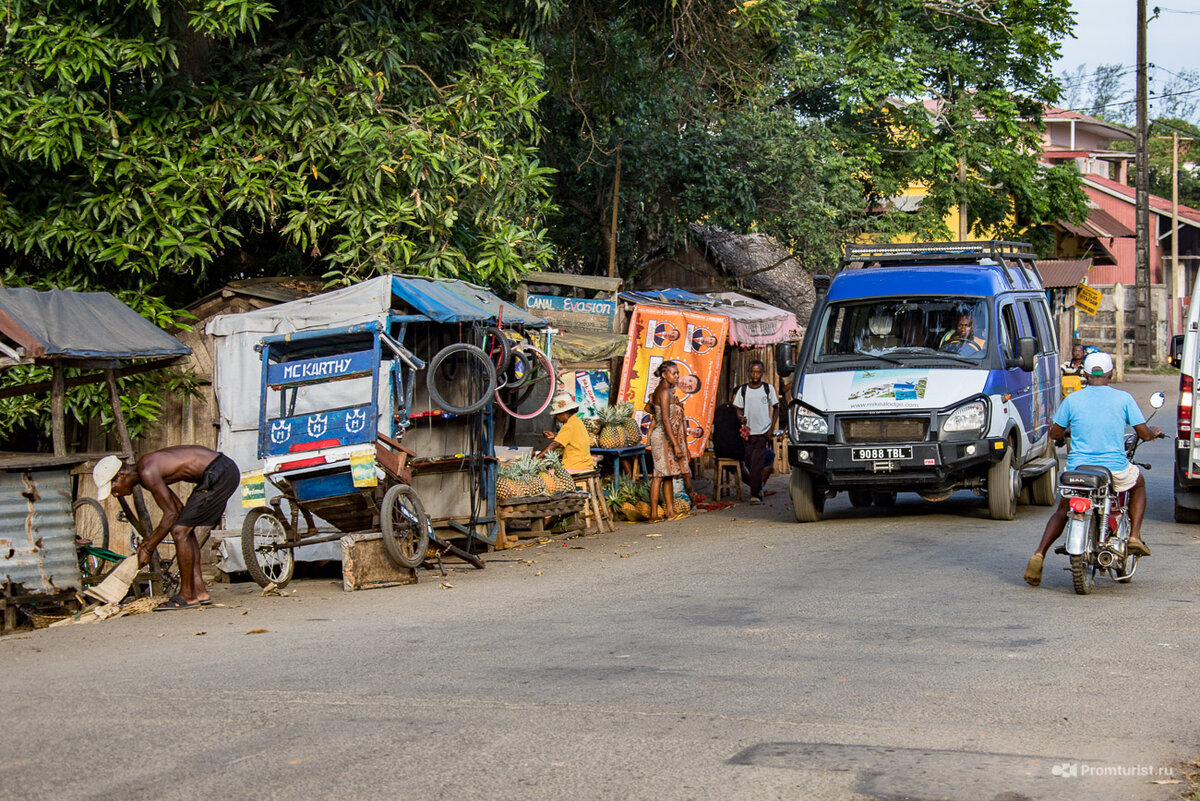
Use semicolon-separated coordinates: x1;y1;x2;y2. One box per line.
153;595;202;612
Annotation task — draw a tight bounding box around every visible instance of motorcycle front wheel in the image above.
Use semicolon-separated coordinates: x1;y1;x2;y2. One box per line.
1070;554;1096;595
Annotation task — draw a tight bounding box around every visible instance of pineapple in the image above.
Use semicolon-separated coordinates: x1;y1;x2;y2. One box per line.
584;417;601;442
514;454;547;496
534;453;574;496
496;463;522;500
541;452;576;494
615;401;641;446
596;405;623;448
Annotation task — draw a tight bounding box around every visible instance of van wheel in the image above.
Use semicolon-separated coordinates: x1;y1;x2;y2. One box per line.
790;470;824;523
848;489;873;508
987;446;1018;520
1031;448;1059;507
1175;501;1200;524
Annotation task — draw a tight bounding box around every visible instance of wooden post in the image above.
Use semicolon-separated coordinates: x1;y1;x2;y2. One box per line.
50;364;66;456
104;369;153;538
608;142;621;279
1113;282;1125;383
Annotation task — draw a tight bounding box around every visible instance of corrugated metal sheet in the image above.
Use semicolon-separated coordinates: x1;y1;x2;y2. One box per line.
0;468;81;596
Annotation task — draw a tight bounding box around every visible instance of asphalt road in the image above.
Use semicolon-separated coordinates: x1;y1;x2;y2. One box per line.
3;373;1197;801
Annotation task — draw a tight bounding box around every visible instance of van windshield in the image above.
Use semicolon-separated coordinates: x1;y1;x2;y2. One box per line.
813;298;990;366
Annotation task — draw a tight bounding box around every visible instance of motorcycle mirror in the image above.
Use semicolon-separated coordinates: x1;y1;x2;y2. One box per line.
1150;391;1165;409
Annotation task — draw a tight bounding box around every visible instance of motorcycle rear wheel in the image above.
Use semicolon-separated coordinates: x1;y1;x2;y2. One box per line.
1070;553;1095;595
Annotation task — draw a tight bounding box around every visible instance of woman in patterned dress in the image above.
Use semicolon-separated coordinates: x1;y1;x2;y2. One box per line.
648;360;688;521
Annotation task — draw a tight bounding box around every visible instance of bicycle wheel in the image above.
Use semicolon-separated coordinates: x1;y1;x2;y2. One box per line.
241;507;295;588
494;345;556;420
381;484;431;569
426;343;498;415
73;498;109;551
479;326;513;376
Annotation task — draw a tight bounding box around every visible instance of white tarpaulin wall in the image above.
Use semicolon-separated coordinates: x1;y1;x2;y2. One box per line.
206;279;396;568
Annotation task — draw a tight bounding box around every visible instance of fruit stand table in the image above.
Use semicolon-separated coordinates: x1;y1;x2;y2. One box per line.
589;445;649;491
495;492;589;549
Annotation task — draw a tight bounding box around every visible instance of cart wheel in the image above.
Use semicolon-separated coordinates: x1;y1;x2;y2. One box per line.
241;508;295;588
381;485;431;570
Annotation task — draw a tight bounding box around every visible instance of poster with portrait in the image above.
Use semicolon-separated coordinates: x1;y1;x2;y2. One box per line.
618;304;728;458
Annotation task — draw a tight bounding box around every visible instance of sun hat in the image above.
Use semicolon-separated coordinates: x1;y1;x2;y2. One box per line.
92;455;123;500
548;392;579;415
1082;351;1114;376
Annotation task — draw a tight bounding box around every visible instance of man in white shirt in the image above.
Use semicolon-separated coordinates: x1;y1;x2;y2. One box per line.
733;360;779;503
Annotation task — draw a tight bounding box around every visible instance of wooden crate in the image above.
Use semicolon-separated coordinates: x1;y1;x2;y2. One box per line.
340;533;418;591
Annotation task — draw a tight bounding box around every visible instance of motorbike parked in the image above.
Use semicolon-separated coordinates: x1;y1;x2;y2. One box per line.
1054;391;1166;594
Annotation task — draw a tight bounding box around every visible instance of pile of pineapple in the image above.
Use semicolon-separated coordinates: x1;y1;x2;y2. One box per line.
606;479;692;521
496;453;578;501
586;402;642;448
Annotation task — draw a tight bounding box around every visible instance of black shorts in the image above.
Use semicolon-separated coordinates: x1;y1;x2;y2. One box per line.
177;454;240;528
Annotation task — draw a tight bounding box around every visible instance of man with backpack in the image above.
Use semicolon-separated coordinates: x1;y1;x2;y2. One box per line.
733;360;779;503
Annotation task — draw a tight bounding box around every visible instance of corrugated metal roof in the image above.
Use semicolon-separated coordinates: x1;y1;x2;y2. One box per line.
0;288;191;363
0;467;81;596
1038;259;1094;289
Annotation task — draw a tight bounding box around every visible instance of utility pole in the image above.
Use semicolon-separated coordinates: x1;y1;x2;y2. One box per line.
1173;131;1180;337
1134;0;1152;365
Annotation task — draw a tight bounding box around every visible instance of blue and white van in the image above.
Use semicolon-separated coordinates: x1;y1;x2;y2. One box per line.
780;241;1060;522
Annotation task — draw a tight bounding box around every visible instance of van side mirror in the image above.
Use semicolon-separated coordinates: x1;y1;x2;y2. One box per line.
776;342;796;378
1007;336;1035;371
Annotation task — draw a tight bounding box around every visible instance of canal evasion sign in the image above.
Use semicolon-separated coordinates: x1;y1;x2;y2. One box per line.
524;294;617;331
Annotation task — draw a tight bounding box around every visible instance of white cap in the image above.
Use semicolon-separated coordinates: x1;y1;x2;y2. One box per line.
92;455;123;500
1083;351;1114;376
548;392;579;415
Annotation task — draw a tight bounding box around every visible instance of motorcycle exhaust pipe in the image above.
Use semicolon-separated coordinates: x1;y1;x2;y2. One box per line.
1096;550;1115;568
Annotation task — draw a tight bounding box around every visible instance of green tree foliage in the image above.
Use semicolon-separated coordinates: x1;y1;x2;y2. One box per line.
0;0;556;300
0;0;555;446
539;0;1088;275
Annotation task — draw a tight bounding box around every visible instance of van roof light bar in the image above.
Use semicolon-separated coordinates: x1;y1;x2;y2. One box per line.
842;240;1042;289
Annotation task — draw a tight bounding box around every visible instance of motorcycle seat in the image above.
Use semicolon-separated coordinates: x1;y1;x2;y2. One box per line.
1060;464;1113;490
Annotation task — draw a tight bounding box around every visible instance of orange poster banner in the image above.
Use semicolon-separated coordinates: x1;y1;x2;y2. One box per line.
618;304;728;458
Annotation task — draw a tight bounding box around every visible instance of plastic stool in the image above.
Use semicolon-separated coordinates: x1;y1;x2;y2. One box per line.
713;458;744;501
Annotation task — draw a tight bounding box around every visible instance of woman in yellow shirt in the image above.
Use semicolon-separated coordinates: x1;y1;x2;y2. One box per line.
538;393;595;472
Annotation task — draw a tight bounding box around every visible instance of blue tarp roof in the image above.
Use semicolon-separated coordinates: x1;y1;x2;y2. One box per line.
620;288;713;306
391;277;546;327
0;288;191;362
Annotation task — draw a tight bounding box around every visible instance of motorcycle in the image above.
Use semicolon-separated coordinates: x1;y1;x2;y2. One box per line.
1054;391;1166;595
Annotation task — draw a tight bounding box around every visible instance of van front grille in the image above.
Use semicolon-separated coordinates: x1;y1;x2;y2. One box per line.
842;418;927;443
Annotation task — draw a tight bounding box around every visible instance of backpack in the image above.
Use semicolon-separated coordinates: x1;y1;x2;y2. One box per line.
712;402;745;461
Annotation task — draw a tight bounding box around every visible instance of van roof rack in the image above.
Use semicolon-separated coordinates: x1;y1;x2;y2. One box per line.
842;241;1042;289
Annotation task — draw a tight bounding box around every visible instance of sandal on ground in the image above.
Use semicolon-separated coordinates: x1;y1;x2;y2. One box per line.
153;595;204;612
1127;539;1152;557
1024;554;1043;587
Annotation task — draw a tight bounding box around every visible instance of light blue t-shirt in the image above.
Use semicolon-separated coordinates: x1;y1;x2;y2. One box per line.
1053;385;1146;471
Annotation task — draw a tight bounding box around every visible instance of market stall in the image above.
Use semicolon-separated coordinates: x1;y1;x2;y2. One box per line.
615;290;801;475
0;288;191;630
207;275;547;573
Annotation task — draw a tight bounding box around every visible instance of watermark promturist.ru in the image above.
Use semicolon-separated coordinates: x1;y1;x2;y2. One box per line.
1052;763;1174;778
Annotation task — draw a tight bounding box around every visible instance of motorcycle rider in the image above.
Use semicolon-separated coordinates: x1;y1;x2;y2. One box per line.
1024;351;1160;587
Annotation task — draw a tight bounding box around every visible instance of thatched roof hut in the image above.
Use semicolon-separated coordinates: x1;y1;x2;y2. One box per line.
633;224;817;325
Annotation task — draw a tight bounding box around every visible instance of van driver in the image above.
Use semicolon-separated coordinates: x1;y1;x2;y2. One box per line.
939;313;986;356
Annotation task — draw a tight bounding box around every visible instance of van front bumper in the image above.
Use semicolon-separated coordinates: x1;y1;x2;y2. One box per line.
788;438;1008;488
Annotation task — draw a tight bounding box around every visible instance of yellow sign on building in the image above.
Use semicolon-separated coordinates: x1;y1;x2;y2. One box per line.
1075;284;1102;316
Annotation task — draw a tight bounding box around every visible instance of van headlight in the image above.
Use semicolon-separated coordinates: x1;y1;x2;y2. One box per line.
792;404;828;436
941;401;986;436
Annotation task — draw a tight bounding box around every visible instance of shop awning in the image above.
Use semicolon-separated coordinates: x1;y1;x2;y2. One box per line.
619;289;798;346
553;330;628;362
0;288;191;364
391;277;546;328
